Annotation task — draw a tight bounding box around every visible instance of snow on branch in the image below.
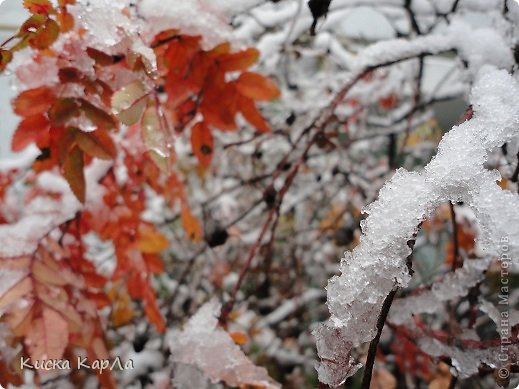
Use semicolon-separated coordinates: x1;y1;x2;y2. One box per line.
314;65;519;386
169;300;281;389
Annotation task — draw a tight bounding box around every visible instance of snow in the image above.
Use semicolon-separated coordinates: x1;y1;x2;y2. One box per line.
314;66;519;386
0;160;111;258
170;299;281;389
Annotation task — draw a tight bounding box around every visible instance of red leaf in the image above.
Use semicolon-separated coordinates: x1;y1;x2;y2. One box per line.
76;129;116;160
63;145;85;203
218;48;259;72
235;72;280;101
143;296;166;333
190;121;213;168
12;86;55;117
21;15;60;50
79;99;117;130
48;98;80;126
238;95;271;133
11;114;50;152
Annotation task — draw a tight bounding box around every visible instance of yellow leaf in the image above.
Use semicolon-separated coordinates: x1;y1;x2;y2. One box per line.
136;224;169;253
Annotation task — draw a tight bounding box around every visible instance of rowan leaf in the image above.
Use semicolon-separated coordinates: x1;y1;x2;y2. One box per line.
111;80;148;125
238;95;271;133
12;86;55;117
25;308;69;362
0;277;32;310
0;49;13;73
11;114;50;152
23;0;55;15
63;145;86;203
219;48;259;72
76;129;116;160
57;10;74;32
142;106;171;172
190;121;213;168
33;261;68;286
181;203;202;242
79;99;116;130
108;286;135;328
143;297;166;333
235;72;280;101
48;98;80;125
136;224;169;253
22;16;60;50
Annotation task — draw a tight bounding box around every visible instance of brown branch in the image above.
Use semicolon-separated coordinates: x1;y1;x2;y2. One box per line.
360;289;397;389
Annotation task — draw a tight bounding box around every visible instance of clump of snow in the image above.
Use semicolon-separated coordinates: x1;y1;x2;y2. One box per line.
138;0;265;48
170;299;281;389
314;66;519;386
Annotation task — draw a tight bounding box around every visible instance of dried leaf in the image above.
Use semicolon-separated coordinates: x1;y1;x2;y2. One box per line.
235;72;280;101
0;277;32;310
141;106;171;172
190;121;213;168
111;80;148;125
0;49;13;73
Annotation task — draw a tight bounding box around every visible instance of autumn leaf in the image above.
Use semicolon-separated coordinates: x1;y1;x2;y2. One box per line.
143;297;166;333
11;114;50;152
0;277;32;310
86;47;119;66
57;10;74;32
108;285;135;328
23;0;55;15
235;72;280;101
76;129;116;160
25;308;69;362
63;145;86;203
79;99;117;130
181;203;202;241
12;86;55;117
230;331;249;346
0;49;13;73
190;121;214;168
136;224;169;253
48;98;80;125
238;95;271;133
111;80;148;125
218;48;259;72
141;106;171;172
20;15;60;50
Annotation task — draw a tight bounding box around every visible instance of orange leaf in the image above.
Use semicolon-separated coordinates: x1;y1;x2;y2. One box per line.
11;114;50;152
25;308;69;362
181;203;202;241
23;0;55;15
12;86;55;117
219;48;259;72
238;95;271;133
235;72;280;101
190;121;213;168
200;81;238;131
86;47;118;66
108;286;135;328
230;331;249;346
136;224;169;254
144;298;166;333
76;129;116;160
21;15;60;50
63;145;86;203
57;10;74;32
143;253;164;274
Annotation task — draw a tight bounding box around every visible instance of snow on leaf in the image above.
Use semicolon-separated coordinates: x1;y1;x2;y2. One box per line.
170;300;281;389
